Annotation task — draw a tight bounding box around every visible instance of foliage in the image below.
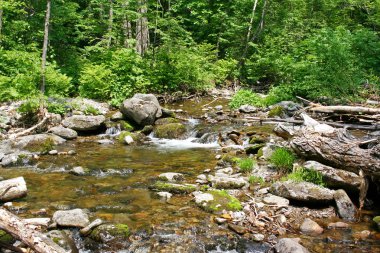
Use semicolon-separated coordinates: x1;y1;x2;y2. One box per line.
17;98;41;116
237;158;255;173
229;90;266;109
269;147;296;173
284;167;325;186
248;175;265;185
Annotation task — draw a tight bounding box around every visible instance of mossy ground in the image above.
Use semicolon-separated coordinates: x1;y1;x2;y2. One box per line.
201;190;242;213
155;123;186;139
151;181;196;194
0;230;14;244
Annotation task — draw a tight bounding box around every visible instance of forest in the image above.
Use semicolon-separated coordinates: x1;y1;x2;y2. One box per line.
1;0;379;106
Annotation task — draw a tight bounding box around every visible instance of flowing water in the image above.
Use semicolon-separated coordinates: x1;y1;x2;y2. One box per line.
1;97;380;252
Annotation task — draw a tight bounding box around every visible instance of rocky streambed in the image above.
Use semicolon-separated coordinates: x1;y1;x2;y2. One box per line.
0;92;380;252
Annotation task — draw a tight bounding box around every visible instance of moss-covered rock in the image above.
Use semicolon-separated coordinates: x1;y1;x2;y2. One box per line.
154;123;186;139
245;144;265;155
249;136;267;145
0;230;14;245
373;216;380;230
89;223;130;244
194;190;242;213
150;181;197;194
120;120;135;132
268;106;285;118
155;117;180;125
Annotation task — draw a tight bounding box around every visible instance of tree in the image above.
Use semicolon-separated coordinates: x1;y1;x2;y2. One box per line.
136;0;149;55
40;0;51;94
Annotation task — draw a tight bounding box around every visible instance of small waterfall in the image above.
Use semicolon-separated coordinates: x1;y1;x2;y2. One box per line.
105;125;121;136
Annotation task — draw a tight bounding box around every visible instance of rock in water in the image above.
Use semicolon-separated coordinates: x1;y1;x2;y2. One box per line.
49;125;78;140
270;180;334;204
300;218;323;235
120;94;162;126
52;209;90;228
274;238;310;253
0;177;27;201
62;115;105;131
334;189;357;221
158;172;184;182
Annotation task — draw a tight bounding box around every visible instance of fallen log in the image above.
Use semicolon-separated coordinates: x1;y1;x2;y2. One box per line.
0;208;67;253
0;177;27;202
308;105;380;115
278;114;380;179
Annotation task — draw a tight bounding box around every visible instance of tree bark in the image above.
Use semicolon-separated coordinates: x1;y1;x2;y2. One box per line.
0;1;3;44
0;177;27;202
0;208;67;253
107;0;113;48
308;105;380;115
40;0;51;94
123;1;132;48
136;0;149;55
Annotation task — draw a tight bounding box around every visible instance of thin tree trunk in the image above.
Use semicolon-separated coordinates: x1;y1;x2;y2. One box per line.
123;1;132;48
40;0;51;94
241;0;259;61
136;0;149;55
107;0;113;48
0;1;3;44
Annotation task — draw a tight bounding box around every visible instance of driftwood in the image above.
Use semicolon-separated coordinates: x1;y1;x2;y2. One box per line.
246;116;380;130
0;177;27;202
0;208;67;253
308;105;380;115
278;114;380;179
8;114;50;139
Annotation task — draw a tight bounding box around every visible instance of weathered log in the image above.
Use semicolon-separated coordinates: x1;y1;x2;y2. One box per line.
308;105;380;115
0;177;27;202
0;208;67;253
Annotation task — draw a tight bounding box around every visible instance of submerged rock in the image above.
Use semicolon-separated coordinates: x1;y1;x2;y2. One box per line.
151;181;197;194
120;94;162;126
158;172;184;182
62;115;106;131
270;180;334;204
52;209;90;228
88;223;130;250
12;133;66;151
49;125;78;140
274;238;310;253
193;190;242;214
300;218;323;235
334;189;357;221
208;174;248;189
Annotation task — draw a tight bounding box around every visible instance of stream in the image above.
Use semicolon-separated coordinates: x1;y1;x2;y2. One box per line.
1;97;380;252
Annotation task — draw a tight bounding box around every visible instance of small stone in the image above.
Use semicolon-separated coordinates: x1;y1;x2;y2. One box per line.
263;194;290;206
124;135;134;145
300;218;323;235
277;214;287;225
256;202;265;208
274;238;310;253
49;150;58;155
197;174;207;181
353;230;371;240
215;105;223;111
228;224;247;234
159;172;184;182
157;192;172;200
215;155;222;160
252;233;265;242
111;111;124;121
68;150;76;155
231;211;246;221
215;217;227;224
257;188;269;195
52;209;90;228
97;139;114;145
327;222;350;229
70;166;86;176
204;169;211;173
239;105;257;113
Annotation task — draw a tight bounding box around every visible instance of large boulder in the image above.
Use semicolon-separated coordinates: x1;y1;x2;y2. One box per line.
270;180;334;204
303;161;362;192
120;94;162;126
12;134;66;151
49;125;78;140
52;209;90;228
334;189;357;221
68;98;109;115
154;123;186;139
62;115;105;131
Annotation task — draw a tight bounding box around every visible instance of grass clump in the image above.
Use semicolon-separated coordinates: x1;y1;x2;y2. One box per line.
268;106;285;117
283;167;325;186
248;175;265;185
229;90;266;109
269;147;296;173
207;190;242;212
237;158;255;173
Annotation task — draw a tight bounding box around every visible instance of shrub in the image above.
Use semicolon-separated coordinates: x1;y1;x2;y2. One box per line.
229;89;266;109
248;175;265;185
269;147;296;173
284;167;324;186
78;64;114;100
237;158;255;173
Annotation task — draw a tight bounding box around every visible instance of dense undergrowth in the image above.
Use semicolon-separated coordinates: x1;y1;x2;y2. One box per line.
0;1;379;105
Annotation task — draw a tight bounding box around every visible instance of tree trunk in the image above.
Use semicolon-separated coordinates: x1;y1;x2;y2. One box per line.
0;208;67;253
308;105;380;115
40;0;51;94
107;0;113;48
0;1;3;44
136;0;149;55
0;177;27;202
123;1;132;48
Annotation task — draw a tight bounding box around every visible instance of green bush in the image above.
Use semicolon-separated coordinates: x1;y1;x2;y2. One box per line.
284;167;325;186
79;64;114;100
248;175;265;185
237;158;255;173
269;147;296;173
229;90;266;109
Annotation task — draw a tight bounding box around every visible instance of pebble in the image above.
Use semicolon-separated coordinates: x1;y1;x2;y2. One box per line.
300;218;324;235
215;217;227;224
215;155;222;160
228;224;247;234
68;150;76;155
327;221;350;229
49;150;58;155
252;233;265;242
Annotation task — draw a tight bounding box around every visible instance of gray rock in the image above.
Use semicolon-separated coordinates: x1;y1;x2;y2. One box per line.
46;230;77;252
274;238;310;253
156;192;172;200
62;115;105;131
49;125;78;140
12;134;66;150
48;150;58;155
300;218;323;235
111;111;124;121
193;192;214;206
158;172;184;182
263;194;289;206
270;180;334;204
97;139;114;145
52;209;90;228
303;161;362;192
209;175;248;189
334;189;357;221
120;94;162;126
69;98;109;115
70;166;87;176
252;233;265;242
238;105;257;113
214;105;223;111
124;135;134;145
271;101;302;117
1;151;31;167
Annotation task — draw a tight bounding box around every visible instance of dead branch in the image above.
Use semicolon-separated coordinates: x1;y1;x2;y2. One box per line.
308;105;380;115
